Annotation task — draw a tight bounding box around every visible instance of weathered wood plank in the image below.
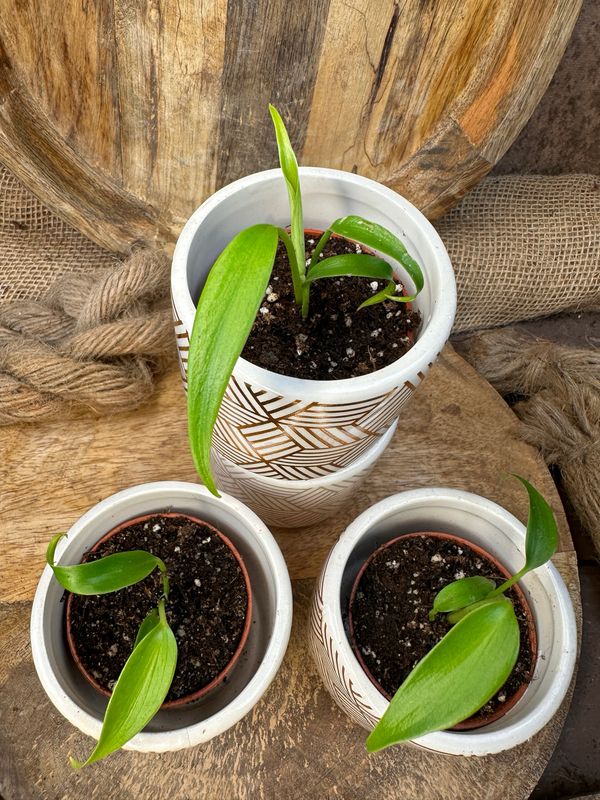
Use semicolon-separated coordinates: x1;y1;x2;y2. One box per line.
0;0;581;250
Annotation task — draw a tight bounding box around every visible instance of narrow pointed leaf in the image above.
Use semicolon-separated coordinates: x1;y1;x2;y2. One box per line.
70;612;177;768
366;598;520;752
358;280;399;310
329;215;424;295
430;576;496;620
47;536;165;595
134;608;161;648
269;105;305;295
187;224;279;495
306;254;393;283
515;474;559;572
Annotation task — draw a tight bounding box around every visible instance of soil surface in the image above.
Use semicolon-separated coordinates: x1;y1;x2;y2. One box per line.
241;232;421;379
68;515;248;702
348;534;533;723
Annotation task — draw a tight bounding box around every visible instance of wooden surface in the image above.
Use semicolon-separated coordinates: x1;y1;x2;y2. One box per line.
0;346;580;799
0;1;581;253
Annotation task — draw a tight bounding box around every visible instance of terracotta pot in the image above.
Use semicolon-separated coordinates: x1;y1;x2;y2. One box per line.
65;512;253;708
347;531;537;731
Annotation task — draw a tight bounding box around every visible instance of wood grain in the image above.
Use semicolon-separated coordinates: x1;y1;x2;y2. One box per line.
0;346;580;798
0;345;576;601
0;0;581;252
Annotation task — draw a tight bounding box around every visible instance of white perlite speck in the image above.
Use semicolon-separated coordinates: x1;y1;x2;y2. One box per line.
431;553;442;563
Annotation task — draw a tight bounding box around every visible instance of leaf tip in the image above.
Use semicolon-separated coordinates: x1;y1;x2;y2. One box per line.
69;755;85;770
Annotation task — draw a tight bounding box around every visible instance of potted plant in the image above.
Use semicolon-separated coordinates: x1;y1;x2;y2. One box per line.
309;480;577;756
171;106;456;500
31;481;293;765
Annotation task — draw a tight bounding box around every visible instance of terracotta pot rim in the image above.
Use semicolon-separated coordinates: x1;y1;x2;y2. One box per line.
65;511;253;709
347;530;538;731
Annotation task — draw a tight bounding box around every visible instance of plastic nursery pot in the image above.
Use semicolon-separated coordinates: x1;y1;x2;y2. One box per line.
211;420;397;529
171;167;456;482
347;531;537;730
64;512;253;708
309;488;577;757
31;481;293;753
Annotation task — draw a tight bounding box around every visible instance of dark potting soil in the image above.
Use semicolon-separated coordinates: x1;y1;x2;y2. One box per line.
241;232;421;380
68;515;248;702
348;535;533;723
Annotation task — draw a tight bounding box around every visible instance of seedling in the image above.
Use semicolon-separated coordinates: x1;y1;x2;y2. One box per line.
46;533;177;767
187;105;425;495
366;475;558;752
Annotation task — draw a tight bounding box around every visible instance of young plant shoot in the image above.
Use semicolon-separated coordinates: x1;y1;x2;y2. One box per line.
187;105;425;495
46;533;177;768
366;475;558;753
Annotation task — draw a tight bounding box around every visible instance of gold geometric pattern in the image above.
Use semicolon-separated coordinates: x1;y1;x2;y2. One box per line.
172;305;419;480
309;559;379;730
211;451;377;528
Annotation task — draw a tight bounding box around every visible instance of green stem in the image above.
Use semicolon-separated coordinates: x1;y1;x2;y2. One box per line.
156;557;170;599
307;229;332;273
158;597;168;625
486;567;527;600
278;227;304;305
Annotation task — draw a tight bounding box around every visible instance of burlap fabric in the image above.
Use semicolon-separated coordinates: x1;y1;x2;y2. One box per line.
1;166;598;328
436;173;600;332
0;166;118;304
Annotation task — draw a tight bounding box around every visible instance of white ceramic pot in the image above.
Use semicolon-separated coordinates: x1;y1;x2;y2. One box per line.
31;481;293;753
171;167;456;481
212;420;397;529
309;488;577;757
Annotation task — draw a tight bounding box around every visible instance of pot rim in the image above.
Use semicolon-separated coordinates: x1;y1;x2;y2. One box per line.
64;512;254;708
319;487;577;756
346;530;537;730
171;166;456;400
30;481;293;752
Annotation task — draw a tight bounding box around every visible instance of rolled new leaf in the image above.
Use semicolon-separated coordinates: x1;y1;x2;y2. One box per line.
70;600;177;768
269;105;304;302
429;575;496;621
46;533;166;595
187;223;279;495
366;597;520;752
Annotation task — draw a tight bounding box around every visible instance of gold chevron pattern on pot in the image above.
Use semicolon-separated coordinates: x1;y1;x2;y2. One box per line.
173;308;420;479
211;451;375;528
309;560;378;730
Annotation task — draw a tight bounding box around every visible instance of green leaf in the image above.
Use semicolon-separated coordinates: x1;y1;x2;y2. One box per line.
306;253;393;283
366;597;520;752
134;608;160;648
429;576;496;621
269;105;305;301
491;475;559;596
329;215;424;298
70;601;177;768
187;224;279;495
516;474;559;572
47;534;165;596
357;280;398;310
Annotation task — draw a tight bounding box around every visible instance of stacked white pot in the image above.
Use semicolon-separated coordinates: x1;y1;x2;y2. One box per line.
171;168;456;527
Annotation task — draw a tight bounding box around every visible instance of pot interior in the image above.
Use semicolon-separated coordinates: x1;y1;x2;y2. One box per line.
182;170;442;344
40;492;281;735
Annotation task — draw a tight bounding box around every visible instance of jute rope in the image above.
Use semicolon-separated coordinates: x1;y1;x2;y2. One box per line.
460;329;600;554
0;250;174;424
